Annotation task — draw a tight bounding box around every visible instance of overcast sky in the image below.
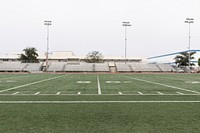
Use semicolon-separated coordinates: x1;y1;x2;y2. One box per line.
0;0;200;57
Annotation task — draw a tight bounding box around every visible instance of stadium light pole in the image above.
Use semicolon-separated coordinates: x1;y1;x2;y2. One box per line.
44;20;52;70
185;18;194;73
122;22;131;64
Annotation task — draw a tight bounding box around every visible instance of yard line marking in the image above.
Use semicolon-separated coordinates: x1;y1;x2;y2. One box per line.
34;92;40;95
0;75;30;80
1;94;200;96
157;91;163;95
97;76;101;95
122;76;200;94
0;75;66;93
138;92;143;95
149;75;188;82
12;92;19;95
118;92;123;95
77;92;81;95
56;92;61;95
1;101;200;104
176;92;184;95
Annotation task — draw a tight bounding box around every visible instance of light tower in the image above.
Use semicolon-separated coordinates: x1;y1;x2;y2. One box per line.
185;18;194;73
122;22;131;64
44;20;52;70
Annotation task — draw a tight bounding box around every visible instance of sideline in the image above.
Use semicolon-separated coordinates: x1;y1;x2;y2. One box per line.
1;100;200;104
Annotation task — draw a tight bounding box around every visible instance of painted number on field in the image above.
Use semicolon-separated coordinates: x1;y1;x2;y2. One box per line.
123;81;132;84
106;81;121;84
106;81;132;84
6;80;17;83
0;80;17;83
77;81;91;84
185;81;200;84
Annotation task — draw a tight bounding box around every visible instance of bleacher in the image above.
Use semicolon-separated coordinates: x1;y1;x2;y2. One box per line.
64;63;93;72
0;61;179;73
47;62;110;72
115;63;178;72
115;63;131;72
156;64;176;72
0;62;43;72
130;63;161;72
47;62;66;72
94;63;110;72
23;62;43;72
0;62;26;71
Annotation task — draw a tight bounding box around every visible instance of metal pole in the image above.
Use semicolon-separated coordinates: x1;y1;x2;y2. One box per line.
44;20;51;70
46;24;49;69
122;22;131;64
185;18;194;73
188;22;191;73
125;25;127;64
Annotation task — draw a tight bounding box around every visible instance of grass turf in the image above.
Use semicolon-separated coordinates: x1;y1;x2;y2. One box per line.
1;102;200;133
0;73;200;132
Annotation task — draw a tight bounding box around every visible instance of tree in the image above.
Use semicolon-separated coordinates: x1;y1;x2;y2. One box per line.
20;47;39;63
174;52;196;67
198;58;200;67
84;51;103;63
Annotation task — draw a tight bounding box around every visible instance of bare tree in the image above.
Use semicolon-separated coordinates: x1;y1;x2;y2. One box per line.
84;51;103;63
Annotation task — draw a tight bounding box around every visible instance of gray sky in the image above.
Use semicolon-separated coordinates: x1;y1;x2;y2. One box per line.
0;0;200;57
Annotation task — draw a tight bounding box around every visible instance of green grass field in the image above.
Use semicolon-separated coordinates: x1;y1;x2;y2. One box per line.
0;73;200;133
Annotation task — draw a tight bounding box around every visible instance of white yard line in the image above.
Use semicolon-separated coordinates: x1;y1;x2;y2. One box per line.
0;75;30;80
1;101;200;104
138;92;143;95
12;92;19;95
77;92;81;95
34;92;40;95
123;76;200;94
118;92;123;95
176;92;184;95
149;75;188;82
157;91;164;95
1;93;200;96
97;76;101;95
56;92;61;95
0;75;66;93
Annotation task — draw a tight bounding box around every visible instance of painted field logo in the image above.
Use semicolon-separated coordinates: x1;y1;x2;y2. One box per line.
77;81;91;84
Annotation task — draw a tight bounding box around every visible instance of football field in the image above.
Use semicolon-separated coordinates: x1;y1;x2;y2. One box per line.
0;73;200;132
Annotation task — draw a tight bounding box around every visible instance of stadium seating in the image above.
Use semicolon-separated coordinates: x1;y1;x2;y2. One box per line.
64;63;93;72
156;64;176;72
0;61;181;73
23;62;43;72
0;62;44;72
115;63;131;72
130;63;161;72
94;63;110;72
47;62;66;72
0;62;26;71
47;62;110;72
